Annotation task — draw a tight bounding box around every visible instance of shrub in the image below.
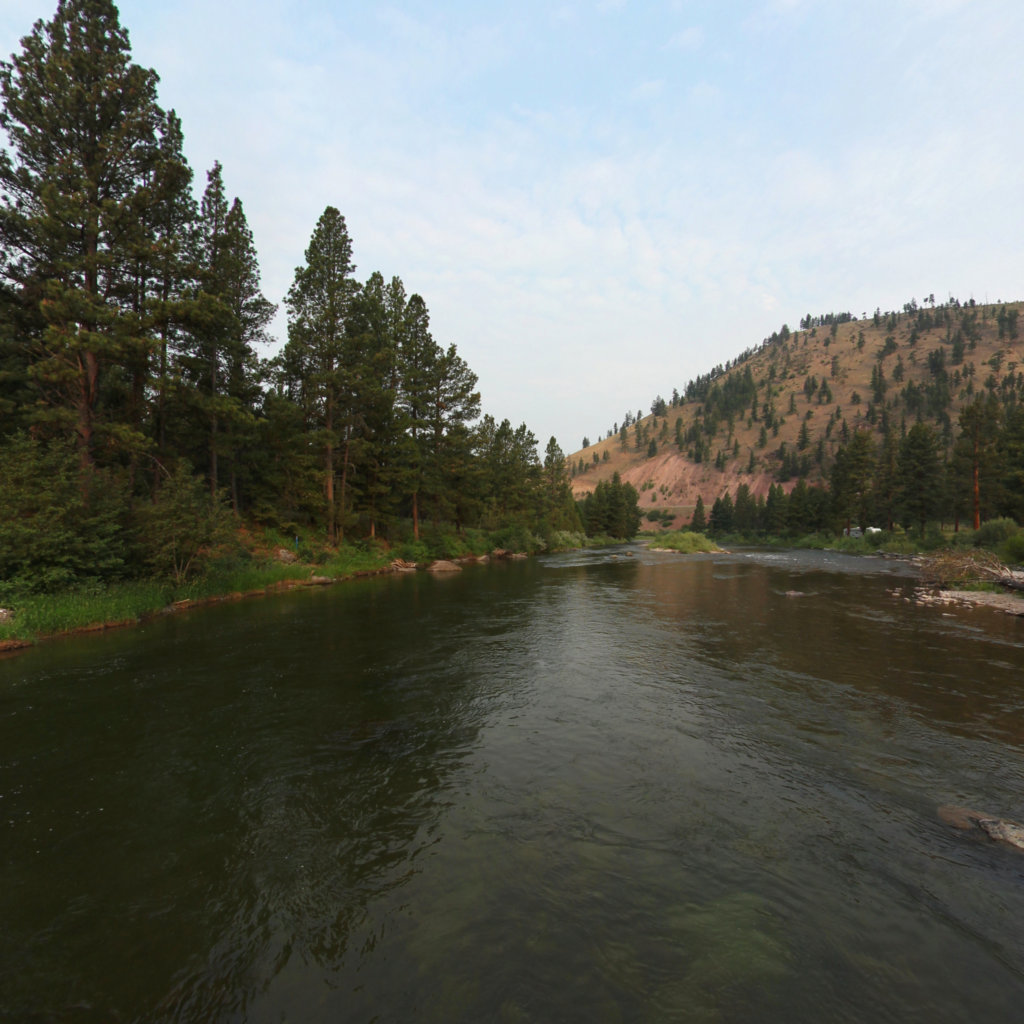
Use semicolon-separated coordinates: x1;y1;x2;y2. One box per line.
973;517;1020;549
489;523;541;554
1001;532;1024;566
396;540;431;564
0;434;130;594
651;531;718;553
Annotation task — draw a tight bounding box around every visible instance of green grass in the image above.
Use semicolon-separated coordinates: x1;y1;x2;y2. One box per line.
0;579;175;643
0;542;396;646
647;531;719;553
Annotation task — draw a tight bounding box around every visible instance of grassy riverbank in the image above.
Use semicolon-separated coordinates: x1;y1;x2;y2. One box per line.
0;553;391;649
0;526;594;651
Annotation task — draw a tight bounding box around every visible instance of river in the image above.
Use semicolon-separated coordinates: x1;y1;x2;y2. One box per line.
2;547;1024;1022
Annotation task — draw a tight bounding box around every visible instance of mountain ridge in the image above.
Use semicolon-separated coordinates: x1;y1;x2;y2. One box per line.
569;298;1024;529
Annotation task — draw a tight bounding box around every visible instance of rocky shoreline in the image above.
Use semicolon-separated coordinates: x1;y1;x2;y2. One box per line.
888;583;1024;617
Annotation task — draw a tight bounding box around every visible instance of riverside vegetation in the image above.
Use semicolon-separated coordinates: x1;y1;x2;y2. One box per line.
0;1;607;647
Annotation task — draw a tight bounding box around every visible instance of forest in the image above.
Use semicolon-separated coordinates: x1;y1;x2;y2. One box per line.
573;293;1024;560
0;0;589;605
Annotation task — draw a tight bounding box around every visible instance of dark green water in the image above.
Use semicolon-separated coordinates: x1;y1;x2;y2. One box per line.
3;548;1024;1023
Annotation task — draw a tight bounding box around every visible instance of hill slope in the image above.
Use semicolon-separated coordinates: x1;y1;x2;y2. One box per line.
569;299;1023;528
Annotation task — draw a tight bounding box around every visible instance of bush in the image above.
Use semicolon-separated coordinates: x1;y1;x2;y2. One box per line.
973;517;1020;549
396;540;431;564
650;531;718;553
0;434;130;594
134;462;234;584
1001;532;1024;566
489;523;541;554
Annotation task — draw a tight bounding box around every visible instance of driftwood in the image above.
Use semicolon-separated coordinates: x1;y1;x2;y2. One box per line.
919;550;1024;592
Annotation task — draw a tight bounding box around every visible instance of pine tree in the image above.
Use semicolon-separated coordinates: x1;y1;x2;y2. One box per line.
690;494;706;532
955;394;1002;529
0;0;167;478
831;430;876;532
897;421;941;534
282;206;356;541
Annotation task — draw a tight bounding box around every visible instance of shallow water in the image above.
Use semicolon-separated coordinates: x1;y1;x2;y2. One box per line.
2;547;1024;1022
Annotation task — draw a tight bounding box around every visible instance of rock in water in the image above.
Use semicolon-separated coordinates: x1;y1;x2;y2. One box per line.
426;560;462;573
977;817;1024;850
938;805;1024;851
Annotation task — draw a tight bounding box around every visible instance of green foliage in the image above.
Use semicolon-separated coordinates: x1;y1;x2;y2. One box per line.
0;579;173;643
134;462;234;584
0;434;129;596
489;522;543;554
972;517;1019;549
579;472;642;539
321;543;393;578
544;530;588;551
1000;532;1024;566
651;531;718;553
690;494;707;532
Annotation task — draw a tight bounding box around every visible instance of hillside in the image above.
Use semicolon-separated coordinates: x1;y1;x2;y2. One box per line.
569;298;1024;528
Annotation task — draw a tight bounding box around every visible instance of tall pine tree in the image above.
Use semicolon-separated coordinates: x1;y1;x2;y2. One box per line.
0;0;168;477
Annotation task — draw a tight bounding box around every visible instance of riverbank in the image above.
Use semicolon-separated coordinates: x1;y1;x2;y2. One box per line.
0;561;388;655
0;535;592;655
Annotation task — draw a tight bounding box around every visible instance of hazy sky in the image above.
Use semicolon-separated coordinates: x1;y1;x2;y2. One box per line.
2;0;1022;452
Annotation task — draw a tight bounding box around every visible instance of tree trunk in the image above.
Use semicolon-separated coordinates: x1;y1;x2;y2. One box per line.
325;439;335;544
972;440;981;530
338;430;351;544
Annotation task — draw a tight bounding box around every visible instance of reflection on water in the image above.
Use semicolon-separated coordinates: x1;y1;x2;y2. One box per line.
2;549;1024;1022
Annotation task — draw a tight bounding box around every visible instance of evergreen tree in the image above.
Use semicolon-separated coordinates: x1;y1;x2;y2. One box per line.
282;206;356;541
542;436;581;532
873;428;900;531
0;0;168;477
733;482;756;534
955;393;1002;529
422;343;481;529
690;494;706;533
709;491;734;535
831;430;876;532
764;483;788;535
787;478;810;535
998;405;1024;522
897;421;941;534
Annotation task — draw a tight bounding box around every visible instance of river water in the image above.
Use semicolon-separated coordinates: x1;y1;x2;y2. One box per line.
2;547;1024;1022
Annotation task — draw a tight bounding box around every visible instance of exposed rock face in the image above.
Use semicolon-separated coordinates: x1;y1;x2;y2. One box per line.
275;547;298;564
426;560;462;573
938;805;1024;851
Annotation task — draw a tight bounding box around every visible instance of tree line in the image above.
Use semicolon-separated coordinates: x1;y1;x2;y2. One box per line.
695;394;1024;540
0;0;581;591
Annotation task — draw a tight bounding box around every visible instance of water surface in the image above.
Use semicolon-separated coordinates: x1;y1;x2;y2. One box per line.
2;548;1024;1022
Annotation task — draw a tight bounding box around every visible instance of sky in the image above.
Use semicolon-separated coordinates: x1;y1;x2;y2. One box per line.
1;0;1022;453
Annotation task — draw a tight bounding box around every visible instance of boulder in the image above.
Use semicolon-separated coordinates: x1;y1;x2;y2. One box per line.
938;805;1024;851
275;546;298;564
426;559;462;573
390;559;418;573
